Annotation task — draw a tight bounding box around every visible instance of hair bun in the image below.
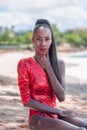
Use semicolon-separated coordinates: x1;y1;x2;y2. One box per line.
35;19;50;26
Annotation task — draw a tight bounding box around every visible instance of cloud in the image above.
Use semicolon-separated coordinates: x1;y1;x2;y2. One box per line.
0;0;87;31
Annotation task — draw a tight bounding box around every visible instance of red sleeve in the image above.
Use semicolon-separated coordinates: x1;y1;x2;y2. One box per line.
17;59;31;105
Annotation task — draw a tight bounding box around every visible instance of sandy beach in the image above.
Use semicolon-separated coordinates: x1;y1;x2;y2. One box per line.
0;49;87;130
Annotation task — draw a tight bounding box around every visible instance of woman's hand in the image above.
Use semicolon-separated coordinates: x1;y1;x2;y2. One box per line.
59;110;78;118
34;54;50;70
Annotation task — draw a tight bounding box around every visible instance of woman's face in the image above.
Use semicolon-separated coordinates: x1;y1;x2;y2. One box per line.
32;26;52;56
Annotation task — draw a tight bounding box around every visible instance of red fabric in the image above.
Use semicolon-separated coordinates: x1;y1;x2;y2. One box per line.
17;57;58;120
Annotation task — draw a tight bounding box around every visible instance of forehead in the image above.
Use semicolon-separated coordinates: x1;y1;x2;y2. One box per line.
34;26;51;36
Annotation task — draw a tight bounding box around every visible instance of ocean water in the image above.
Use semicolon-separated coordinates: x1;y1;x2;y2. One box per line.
70;52;87;58
61;51;87;80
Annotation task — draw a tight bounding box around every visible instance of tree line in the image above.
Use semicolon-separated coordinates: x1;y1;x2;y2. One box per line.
0;25;87;47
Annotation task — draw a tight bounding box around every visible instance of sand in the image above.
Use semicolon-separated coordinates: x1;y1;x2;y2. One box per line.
0;49;87;130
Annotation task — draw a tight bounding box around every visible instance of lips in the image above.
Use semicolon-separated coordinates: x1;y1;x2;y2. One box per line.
39;48;47;51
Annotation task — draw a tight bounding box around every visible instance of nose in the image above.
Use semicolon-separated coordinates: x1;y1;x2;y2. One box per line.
41;40;46;46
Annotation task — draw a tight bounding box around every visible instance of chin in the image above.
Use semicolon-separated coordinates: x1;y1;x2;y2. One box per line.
38;50;48;56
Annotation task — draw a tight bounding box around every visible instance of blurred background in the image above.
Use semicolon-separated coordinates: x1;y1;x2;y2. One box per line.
0;0;87;129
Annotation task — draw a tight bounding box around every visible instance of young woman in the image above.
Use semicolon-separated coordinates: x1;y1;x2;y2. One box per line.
17;19;87;130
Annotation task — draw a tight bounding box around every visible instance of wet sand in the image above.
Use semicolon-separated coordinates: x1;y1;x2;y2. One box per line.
0;50;87;130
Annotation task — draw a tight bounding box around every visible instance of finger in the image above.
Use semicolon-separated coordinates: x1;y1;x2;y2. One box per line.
46;53;50;61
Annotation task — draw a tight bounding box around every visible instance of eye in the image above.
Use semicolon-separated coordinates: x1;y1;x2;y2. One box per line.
45;38;50;41
35;37;41;41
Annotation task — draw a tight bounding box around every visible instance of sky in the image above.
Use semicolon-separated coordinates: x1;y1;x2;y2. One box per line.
0;0;87;32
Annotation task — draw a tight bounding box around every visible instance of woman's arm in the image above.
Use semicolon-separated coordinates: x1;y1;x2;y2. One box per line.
45;61;65;102
24;99;60;115
24;99;77;118
58;59;65;89
35;55;65;102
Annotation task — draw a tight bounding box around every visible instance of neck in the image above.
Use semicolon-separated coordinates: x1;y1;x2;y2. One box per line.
34;53;45;58
34;52;45;63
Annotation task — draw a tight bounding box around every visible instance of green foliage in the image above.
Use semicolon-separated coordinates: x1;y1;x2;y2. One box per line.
51;24;61;44
64;33;82;46
0;25;87;47
23;31;33;44
0;28;33;45
64;29;87;46
1;28;10;41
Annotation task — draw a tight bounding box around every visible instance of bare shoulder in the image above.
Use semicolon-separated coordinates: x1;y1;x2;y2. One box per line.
57;59;65;68
57;59;65;76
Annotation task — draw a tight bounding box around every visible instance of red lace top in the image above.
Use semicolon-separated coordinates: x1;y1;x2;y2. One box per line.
17;57;58;120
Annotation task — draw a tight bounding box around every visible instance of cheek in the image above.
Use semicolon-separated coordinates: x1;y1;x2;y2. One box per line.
33;43;40;50
48;42;52;48
33;39;39;47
